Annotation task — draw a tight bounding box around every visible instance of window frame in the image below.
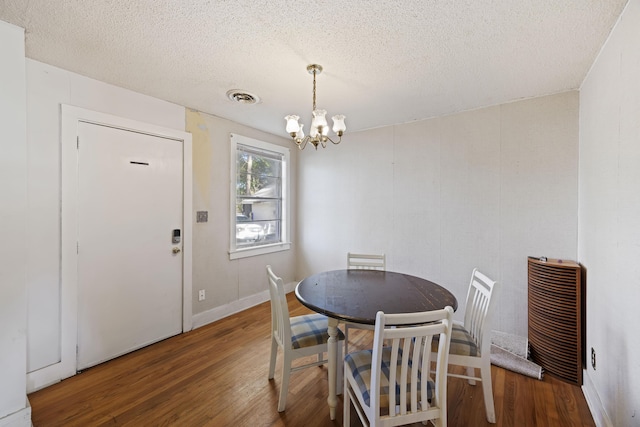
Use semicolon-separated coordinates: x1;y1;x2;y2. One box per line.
229;133;291;260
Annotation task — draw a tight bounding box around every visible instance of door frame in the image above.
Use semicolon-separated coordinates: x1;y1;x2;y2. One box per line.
28;105;192;389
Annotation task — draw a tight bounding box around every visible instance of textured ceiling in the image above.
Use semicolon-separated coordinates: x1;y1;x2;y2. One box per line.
0;0;629;136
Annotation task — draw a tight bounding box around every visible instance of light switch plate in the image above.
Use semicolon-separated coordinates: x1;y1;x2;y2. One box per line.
196;211;208;223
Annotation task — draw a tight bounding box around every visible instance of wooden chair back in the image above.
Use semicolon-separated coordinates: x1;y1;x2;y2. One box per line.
267;265;292;350
463;268;499;358
345;306;454;426
347;252;386;270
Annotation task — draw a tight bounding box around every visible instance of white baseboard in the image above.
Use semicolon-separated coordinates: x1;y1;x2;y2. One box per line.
0;400;31;427
582;370;613;427
26;365;61;393
192;281;297;329
26;353;77;393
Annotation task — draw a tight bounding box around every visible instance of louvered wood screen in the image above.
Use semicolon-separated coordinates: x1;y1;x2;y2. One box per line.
528;257;583;385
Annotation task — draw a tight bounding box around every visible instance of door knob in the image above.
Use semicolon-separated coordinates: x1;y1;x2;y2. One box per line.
172;247;181;254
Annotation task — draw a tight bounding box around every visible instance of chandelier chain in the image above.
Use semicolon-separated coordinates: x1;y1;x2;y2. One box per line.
312;68;317;111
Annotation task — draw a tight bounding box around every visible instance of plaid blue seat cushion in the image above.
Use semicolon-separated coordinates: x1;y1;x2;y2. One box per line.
345;347;434;408
290;314;345;349
431;323;478;356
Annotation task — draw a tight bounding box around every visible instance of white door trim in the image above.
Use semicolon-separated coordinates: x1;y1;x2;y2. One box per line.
27;104;192;391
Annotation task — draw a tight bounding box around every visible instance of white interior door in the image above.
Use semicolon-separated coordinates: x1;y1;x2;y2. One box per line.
77;122;183;370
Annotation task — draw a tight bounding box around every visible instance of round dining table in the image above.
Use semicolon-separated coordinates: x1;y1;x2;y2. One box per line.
295;269;458;420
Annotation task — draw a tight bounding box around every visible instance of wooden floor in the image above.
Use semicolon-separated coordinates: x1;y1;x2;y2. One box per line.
29;293;595;426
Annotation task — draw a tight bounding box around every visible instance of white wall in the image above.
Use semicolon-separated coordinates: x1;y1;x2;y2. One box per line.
25;59;185;381
297;91;579;336
579;0;640;425
0;20;31;427
186;110;297;327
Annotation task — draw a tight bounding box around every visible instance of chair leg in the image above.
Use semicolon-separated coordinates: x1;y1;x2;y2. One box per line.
466;366;476;385
343;373;351;427
268;336;278;380
344;324;350;355
480;360;496;423
441;384;448;427
277;353;292;412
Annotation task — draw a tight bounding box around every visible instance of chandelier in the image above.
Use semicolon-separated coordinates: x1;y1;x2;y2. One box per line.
284;64;346;150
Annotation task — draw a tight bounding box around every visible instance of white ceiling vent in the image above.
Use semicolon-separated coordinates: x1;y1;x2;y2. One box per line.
226;90;261;105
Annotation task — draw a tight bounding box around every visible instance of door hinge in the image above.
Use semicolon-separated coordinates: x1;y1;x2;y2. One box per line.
77;136;79;149
77;242;79;254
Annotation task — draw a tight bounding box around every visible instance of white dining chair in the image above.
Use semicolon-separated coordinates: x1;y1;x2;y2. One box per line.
344;252;386;353
344;306;454;427
347;252;386;270
432;268;499;423
266;265;345;412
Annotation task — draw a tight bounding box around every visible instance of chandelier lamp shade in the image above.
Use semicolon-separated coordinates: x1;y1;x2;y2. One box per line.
284;64;346;150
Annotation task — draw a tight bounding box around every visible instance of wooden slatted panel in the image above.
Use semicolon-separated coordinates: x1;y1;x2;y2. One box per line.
527;257;583;385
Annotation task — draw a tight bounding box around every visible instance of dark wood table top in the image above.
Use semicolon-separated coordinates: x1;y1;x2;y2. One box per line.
295;269;458;325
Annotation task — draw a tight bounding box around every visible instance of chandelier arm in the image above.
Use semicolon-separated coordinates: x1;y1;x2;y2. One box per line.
296;135;311;150
321;135;342;145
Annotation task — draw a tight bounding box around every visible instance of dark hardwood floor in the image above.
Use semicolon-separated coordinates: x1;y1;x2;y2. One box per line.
28;293;595;426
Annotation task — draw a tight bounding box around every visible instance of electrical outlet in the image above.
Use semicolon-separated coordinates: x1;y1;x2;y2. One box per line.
198;289;205;301
591;347;596;370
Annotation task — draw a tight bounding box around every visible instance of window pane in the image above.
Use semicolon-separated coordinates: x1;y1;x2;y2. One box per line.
236;175;282;198
236;199;281;222
235;215;281;248
236;148;281;175
235;156;281;181
235;216;267;248
236;153;282;198
261;220;281;244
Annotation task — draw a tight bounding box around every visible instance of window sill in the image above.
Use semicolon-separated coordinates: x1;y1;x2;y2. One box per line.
229;242;291;260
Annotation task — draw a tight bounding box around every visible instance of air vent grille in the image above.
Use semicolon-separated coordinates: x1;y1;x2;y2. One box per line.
226;90;261;105
528;257;584;385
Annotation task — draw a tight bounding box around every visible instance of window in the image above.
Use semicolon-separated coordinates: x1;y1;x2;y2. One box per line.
229;134;290;259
